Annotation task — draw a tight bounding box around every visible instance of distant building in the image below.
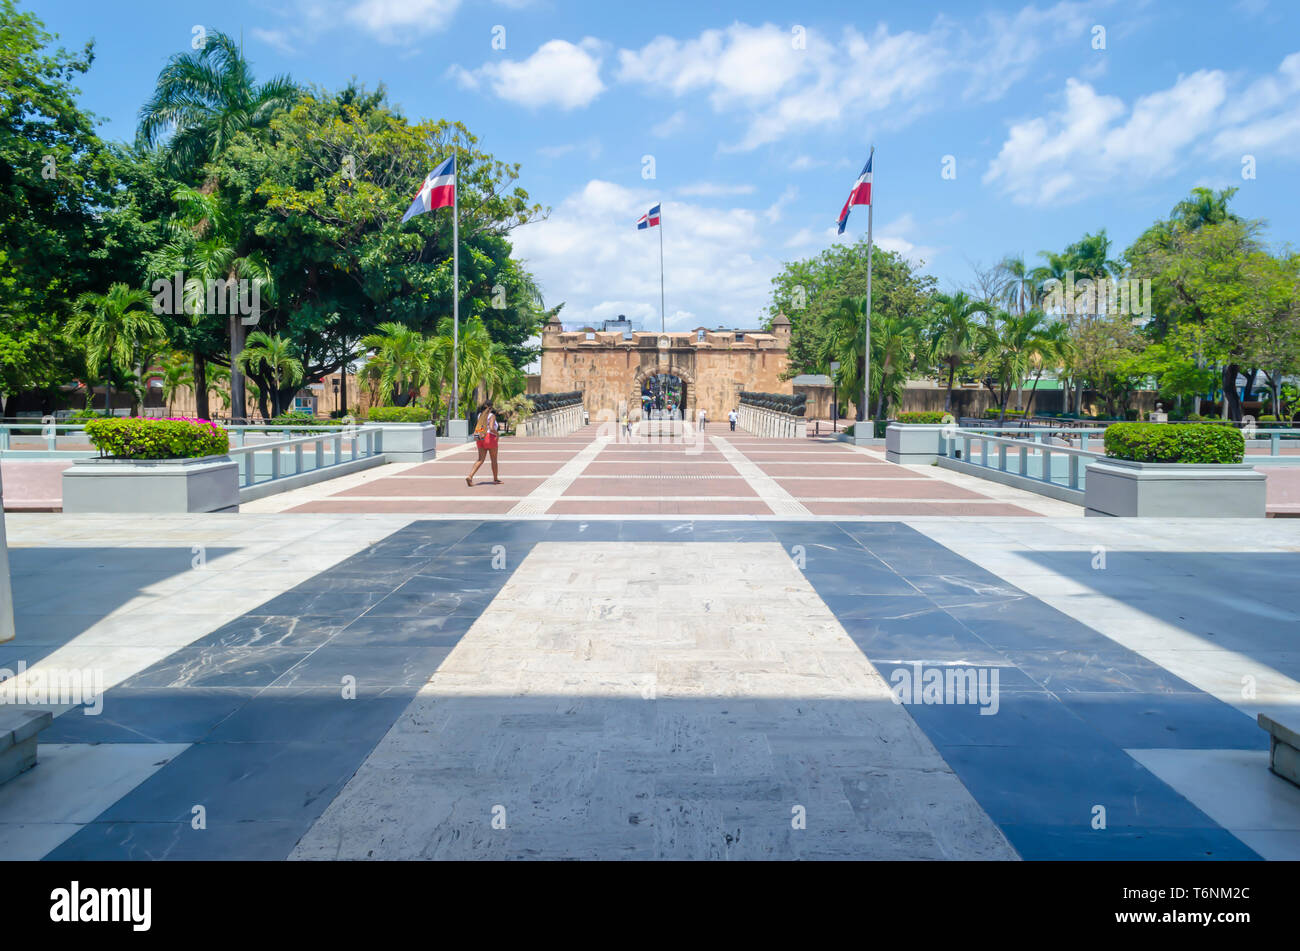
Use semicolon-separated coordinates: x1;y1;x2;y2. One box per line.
540;314;794;420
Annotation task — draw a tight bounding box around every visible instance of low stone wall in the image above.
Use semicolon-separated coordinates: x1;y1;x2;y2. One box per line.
519;397;585;437
737;392;807;438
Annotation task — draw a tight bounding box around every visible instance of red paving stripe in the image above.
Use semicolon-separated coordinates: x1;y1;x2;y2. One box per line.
332;477;548;497
566;477;758;497
803;501;1040;516
546;499;773;515
774;478;987;500
756;463;915;476
390;463;566;477
581;462;739;476
287;498;520;514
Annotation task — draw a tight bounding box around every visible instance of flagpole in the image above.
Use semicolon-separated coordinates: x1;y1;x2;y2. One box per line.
658;204;665;334
862;146;874;427
452;155;460;420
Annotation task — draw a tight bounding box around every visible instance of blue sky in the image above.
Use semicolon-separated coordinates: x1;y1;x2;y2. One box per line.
30;0;1300;333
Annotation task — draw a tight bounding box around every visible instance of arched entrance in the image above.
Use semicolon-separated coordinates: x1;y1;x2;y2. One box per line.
643;373;687;419
630;365;695;421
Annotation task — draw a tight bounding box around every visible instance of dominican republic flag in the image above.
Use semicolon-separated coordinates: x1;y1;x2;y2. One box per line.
836;153;872;234
400;156;455;224
636;204;661;229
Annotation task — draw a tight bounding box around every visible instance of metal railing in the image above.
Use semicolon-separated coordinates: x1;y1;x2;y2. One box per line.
228;427;381;489
942;425;1300;499
0;422;93;455
942;427;1107;494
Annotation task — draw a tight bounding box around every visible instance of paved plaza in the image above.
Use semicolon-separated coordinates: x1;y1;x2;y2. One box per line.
2;429;1299;860
256;425;1069;518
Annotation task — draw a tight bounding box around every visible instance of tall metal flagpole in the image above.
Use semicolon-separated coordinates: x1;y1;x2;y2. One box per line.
658;204;666;334
862;146;874;426
452;155;460;419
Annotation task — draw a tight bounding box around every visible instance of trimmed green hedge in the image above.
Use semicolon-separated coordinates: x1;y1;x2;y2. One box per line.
365;405;430;423
84;417;229;460
896;412;947;424
1103;423;1244;464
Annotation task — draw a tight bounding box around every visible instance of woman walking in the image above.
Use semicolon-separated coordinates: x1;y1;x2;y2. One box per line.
466;400;502;486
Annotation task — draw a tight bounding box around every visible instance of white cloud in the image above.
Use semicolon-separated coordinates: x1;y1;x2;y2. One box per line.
615;6;1106;151
652;110;688;138
452;38;605;110
677;183;756;197
345;0;463;42
763;185;798;224
983;54;1300;206
251;28;297;55
510;180;776;331
537;138;603;160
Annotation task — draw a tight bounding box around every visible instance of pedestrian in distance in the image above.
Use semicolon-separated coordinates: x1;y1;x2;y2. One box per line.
728;408;738;432
466;400;502;486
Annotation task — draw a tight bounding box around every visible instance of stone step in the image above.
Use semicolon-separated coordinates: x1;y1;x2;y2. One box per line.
0;708;54;785
1258;713;1300;788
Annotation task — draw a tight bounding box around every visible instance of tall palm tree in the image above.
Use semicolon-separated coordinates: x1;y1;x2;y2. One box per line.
822;295;871;421
153;184;275;421
237;332;304;417
926;291;986;413
138;31;297;180
995;254;1038;316
67;284;166;417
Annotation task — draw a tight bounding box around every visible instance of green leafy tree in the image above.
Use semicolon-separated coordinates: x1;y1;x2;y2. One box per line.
211;84;547;398
767;238;935;384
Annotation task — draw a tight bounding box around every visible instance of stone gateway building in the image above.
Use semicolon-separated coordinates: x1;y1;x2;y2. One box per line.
538;315;794;422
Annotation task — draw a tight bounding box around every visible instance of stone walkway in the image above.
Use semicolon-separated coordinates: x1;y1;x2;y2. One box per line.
272;425;1065;517
1;512;1297;860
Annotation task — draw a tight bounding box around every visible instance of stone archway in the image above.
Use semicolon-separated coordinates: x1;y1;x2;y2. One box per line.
630;364;696;421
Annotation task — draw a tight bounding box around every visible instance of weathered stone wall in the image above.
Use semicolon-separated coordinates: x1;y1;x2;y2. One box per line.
539;321;793;421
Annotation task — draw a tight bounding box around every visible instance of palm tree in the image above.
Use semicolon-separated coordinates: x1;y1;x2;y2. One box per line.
995;254;1038;316
975;310;1054;424
868;313;922;424
237;332;304;417
67;284;166;417
926;291;986;413
433;316;525;417
159;352;194;414
1172;186;1240;231
153;184;275;420
1021;317;1071;423
822;295;871;421
138;31;297;179
360;322;427;407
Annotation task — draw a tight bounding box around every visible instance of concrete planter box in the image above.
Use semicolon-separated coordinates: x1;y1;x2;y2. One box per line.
362;422;437;462
885;424;948;464
0;710;52;786
1083;458;1267;518
445;419;471;443
62;454;239;514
